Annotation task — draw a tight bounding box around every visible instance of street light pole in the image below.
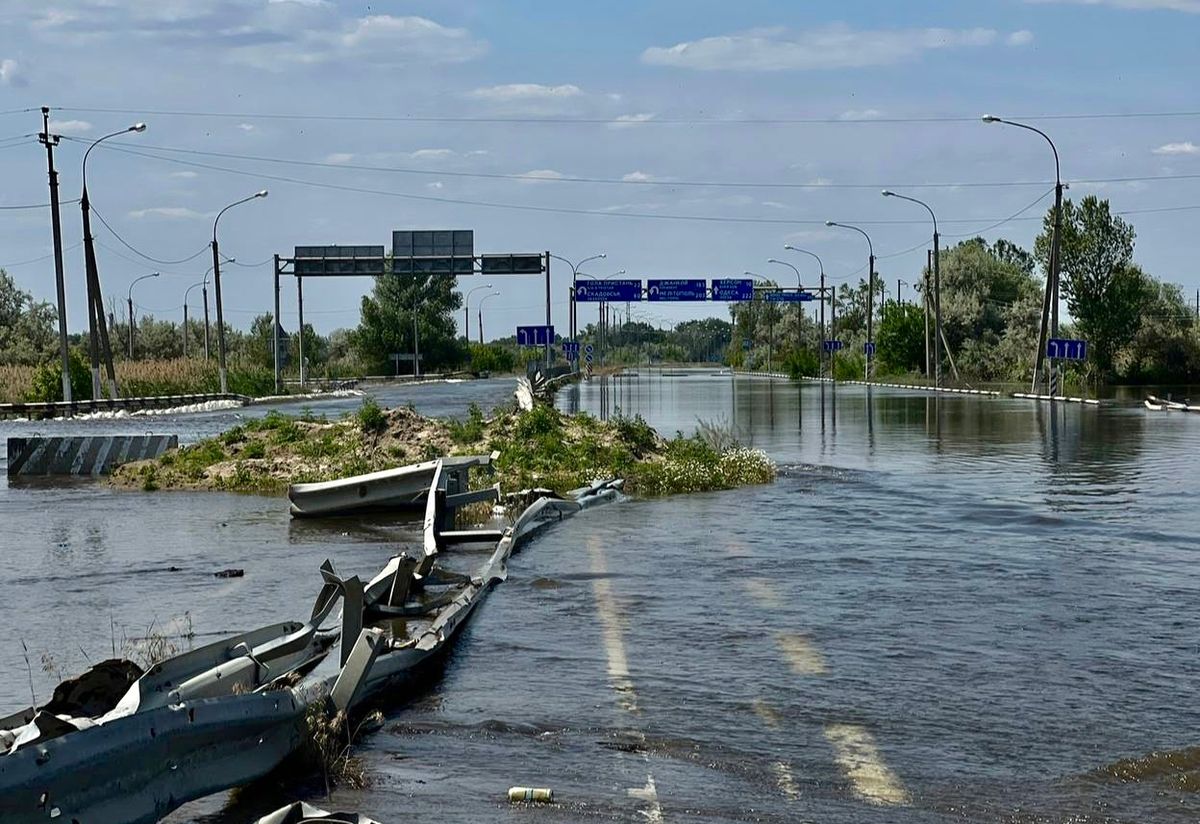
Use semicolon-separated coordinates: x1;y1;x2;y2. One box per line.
211;190;268;393
784;245;827;376
184;279;206;358
81;121;146;398
767;258;805;357
550;252;606;343
983;115;1063;395
744;271;775;373
126;272;159;359
478;292;500;344
880;192;941;387
825;222;876;381
464;282;494;344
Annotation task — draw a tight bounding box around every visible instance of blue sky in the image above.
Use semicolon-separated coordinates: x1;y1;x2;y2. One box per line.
1;0;1198;339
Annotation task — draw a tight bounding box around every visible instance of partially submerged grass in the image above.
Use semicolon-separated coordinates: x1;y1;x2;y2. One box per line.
111;396;776;497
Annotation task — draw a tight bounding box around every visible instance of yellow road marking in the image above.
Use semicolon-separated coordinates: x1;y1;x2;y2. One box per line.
823;723;910;806
776;632;827;675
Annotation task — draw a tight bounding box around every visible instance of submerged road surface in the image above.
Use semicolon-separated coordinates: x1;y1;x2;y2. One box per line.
3;372;1199;822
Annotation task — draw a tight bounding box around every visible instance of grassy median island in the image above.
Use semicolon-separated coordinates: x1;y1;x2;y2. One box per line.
110;397;776;496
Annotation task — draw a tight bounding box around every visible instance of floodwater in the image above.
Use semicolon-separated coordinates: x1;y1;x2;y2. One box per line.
3;371;1200;823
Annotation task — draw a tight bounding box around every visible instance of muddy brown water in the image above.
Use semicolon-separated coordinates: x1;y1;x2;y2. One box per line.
2;372;1199;822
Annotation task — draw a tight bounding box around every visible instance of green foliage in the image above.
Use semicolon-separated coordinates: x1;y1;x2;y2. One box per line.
833;351;865;381
876;301;927;376
173;441;227;479
1036;196;1144;377
447;403;486;445
613;414;659;457
243;441;266;459
24;349;91;403
0;269;57;366
783;347;820;380
356;396;387;435
627;435;775;495
352;271;466;373
468;342;517;374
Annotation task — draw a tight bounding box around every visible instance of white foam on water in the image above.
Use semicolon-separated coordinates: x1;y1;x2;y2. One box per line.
741;577;782;609
771;761;801;800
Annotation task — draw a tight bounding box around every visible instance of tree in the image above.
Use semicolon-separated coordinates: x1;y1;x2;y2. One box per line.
0;269;57;365
1036;196;1141;376
876;302;926;375
246;313;275;368
352;272;465;373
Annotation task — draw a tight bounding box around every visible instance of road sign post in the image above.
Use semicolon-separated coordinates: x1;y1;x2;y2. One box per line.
647;279;708;302
574;280;643;303
711;279;755;302
1046;338;1087;361
516;325;556;347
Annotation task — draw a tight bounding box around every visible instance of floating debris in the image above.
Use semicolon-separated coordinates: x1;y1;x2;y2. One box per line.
508;786;555;803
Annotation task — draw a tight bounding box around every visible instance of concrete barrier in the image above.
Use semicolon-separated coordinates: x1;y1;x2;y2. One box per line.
6;435;179;477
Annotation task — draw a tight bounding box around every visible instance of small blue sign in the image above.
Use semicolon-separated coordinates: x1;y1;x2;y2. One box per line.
863;342;876;356
516;325;556;346
742;338;753;351
574;279;643;302
561;340;580;360
584;344;594;355
823;340;845;352
764;290;815;303
647;278;708;302
585;353;593;364
712;278;754;302
1047;337;1087;361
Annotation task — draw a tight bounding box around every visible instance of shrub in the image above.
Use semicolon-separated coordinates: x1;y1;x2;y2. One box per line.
243;441;266;459
447;403;486;445
24;350;91;403
357;396;387;435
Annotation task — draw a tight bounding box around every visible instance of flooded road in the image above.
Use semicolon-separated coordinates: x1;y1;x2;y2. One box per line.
3;372;1199;822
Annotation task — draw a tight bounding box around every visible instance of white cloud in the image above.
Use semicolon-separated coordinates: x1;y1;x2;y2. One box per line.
1007;29;1035;45
128;206;208;220
839;108;883;120
170;171;199;179
642;25;1013;71
0;58;22;86
237;122;256;132
520;169;565;183
268;0;331;6
1026;0;1200;12
465;150;490;157
324;152;355;164
426;181;444;190
339;14;486;59
49;119;93;134
609;112;657;129
468;83;582;102
1153;141;1200;155
408;148;455;160
622;171;654;182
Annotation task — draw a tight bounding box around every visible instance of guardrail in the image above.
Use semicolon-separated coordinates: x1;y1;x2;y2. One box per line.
0;393;252;420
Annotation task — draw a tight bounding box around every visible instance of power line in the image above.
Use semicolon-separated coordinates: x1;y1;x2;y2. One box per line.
0;198;80;211
72;138;1200;190
0;242;82;268
88;201;212;265
49;105;1200;125
78;141;1102;228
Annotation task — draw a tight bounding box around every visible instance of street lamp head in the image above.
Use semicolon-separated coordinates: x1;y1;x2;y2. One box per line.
767;258;782;264
981;114;1001;124
598;253;607;259
255;189;269;198
151;272;160;278
825;220;836;227
881;189;895;197
130;123;147;133
783;244;796;251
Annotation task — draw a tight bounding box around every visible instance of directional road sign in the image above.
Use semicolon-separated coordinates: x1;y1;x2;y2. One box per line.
293;245;386;276
561;340;581;359
764;290;816;302
516;325;556;346
711;278;754;302
647;278;708;302
1046;337;1087;361
863;342;876;356
823;340;845;352
392;230;474;275
574;279;643;302
481;254;545;275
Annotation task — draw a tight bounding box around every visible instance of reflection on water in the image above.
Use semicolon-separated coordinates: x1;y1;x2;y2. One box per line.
3;372;1200;822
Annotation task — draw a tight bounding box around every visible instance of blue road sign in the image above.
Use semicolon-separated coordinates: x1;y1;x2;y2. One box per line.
712;278;755;302
863;342;876;356
585;353;594;364
574;279;643;302
561;340;580;359
584;344;594;355
742;338;753;351
764;290;816;302
516;325;555;346
823;340;845;352
1046;337;1087;361
647;278;708;302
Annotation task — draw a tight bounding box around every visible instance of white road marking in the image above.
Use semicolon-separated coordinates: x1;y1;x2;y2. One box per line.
776;632;828;675
751;697;783;729
589;538;663;820
741;577;783;609
823;723;910;806
771;760;800;800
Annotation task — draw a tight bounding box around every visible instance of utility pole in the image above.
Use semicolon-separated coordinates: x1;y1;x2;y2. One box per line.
202;283;211;359
296;274;305;388
127;292;134;358
273;254;281;394
81;192;119;398
925;250;932;379
543;251;552;372
39;107;73;406
413;296;421;379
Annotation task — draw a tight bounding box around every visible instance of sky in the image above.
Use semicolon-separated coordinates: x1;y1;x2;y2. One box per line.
1;0;1198;341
